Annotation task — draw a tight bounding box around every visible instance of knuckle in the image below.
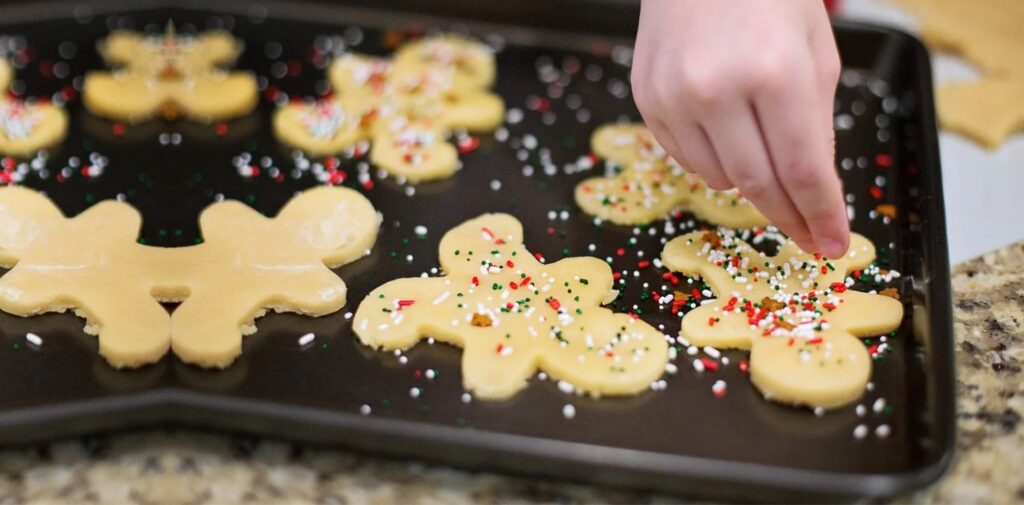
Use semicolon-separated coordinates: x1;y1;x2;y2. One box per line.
681;67;724;108
751;59;790;93
738;177;773;202
783;160;828;192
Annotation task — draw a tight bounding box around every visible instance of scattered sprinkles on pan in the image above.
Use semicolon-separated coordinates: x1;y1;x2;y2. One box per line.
0;14;913;439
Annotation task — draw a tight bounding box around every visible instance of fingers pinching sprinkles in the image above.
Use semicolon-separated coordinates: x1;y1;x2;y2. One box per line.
660;229;904;409
82;27;259;123
273;35;504;182
0;59;68;156
575;123;769;227
354;213;670;399
0;186;379;368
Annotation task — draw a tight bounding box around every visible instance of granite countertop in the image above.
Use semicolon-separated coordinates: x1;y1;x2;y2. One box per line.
0;244;1018;504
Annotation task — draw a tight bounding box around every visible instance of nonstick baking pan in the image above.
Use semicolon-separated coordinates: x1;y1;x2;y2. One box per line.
0;0;954;501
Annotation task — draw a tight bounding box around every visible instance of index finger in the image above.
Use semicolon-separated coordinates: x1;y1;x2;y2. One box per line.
753;57;849;258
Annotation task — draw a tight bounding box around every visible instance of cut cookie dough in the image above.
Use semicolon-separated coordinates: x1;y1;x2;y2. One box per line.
354;213;668;399
576;123;769;226
0;59;68;156
887;0;1024;147
661;229;903;409
0;186;378;368
936;79;1024;148
83;26;258;123
274;35;504;182
169;186;379;367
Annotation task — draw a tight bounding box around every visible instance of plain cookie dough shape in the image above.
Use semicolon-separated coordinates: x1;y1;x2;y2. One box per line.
576;124;769;227
0;59;68;156
273;35;504;182
354;213;669;399
0;186;172;367
0;186;379;368
82;26;258;123
169;186;380;367
888;0;1024;147
661;230;903;410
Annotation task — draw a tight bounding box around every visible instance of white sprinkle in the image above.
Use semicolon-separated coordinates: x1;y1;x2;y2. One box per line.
872;397;886;414
297;332;315;346
711;380;727;396
409;387;421;398
490;179;502;191
692;359;705;373
557;380;575;394
814;407;825;417
359;404;372;416
853;424;869;439
876;424;891;438
856;404;866;417
461;393;472;403
25;332;42;347
425;369;436;380
665;363;678;375
703;346;721;359
414;225;428;236
562;404;576;419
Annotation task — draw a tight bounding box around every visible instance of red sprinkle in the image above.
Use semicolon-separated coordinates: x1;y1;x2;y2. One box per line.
700;358;719;372
112;122;126;137
548;298;561;311
396;299;415;310
637;260;650;269
457;136;480;154
875;153;892;168
471;276;479;287
215;122;229;137
739;360;749;373
870;186;883;199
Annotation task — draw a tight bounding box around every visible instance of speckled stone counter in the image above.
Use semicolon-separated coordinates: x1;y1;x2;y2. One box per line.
0;244;1021;504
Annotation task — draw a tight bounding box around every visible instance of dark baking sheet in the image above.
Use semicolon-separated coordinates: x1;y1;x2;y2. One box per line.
0;0;954;501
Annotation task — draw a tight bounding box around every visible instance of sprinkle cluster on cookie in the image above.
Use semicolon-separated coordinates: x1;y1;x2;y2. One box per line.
274;35;504;182
355;213;668;399
661;228;903;408
576;123;768;226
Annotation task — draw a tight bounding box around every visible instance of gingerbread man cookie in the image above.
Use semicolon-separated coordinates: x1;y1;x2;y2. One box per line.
576;124;769;226
354;213;668;399
0;186;173;367
274;35;504;182
169;186;379;367
0;186;378;368
82;26;258;123
0;59;68;156
661;230;903;409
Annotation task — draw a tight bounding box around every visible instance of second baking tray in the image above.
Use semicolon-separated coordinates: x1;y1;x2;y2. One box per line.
0;0;954;501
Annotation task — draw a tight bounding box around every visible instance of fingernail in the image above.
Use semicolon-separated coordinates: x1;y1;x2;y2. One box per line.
819;237;847;259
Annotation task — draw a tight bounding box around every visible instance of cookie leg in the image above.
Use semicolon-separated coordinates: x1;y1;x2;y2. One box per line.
170;294;250;368
461;337;537;399
537;312;668;397
749;333;871;410
86;295;172;368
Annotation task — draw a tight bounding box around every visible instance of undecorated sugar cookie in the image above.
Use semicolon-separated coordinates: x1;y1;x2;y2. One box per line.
0;186;378;368
661;229;904;409
274;35;504;182
887;0;1024;147
0;59;67;156
83;26;258;123
354;213;669;399
576;123;768;226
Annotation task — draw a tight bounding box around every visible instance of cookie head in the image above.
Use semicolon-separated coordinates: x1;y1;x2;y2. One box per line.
275;186;380;267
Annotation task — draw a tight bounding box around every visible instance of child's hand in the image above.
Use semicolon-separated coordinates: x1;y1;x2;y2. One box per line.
632;0;848;257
